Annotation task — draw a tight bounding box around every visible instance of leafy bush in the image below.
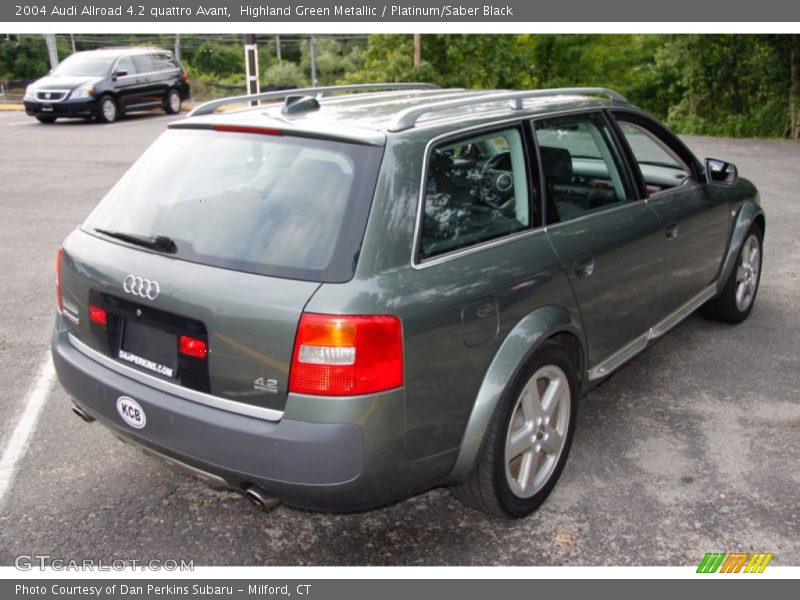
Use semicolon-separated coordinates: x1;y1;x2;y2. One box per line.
264;61;307;88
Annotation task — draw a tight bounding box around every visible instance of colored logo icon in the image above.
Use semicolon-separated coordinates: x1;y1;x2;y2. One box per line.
697;552;773;573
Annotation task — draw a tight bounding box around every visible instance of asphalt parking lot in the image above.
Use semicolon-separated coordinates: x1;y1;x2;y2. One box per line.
0;110;797;567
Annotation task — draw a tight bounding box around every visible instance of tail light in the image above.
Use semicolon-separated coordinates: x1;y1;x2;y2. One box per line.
89;305;107;326
181;71;188;82
289;313;403;396
179;335;207;359
56;247;63;313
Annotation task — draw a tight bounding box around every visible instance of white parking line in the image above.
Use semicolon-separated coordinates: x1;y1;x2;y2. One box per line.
103;114;183;128
0;116;33;125
0;354;55;510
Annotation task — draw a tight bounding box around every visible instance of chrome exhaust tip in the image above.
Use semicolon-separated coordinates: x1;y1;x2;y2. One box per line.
71;404;95;423
244;485;280;512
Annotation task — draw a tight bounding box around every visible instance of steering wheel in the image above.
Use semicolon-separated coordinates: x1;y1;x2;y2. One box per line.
479;152;514;209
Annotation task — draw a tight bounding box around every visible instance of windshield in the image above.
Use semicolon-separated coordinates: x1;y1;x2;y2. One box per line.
83;128;383;282
52;53;115;77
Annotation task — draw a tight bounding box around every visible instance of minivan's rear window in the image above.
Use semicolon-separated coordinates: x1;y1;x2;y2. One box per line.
83;129;383;282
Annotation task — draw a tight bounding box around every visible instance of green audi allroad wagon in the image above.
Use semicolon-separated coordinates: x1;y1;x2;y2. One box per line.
51;84;765;517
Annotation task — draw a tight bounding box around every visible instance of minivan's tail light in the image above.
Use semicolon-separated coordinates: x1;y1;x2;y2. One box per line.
289;313;403;396
56;247;63;313
89;305;107;326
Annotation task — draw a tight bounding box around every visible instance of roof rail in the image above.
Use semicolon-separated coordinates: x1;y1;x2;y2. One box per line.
188;83;441;117
387;87;629;131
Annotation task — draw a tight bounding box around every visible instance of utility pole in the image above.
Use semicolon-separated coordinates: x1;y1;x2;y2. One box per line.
413;34;421;68
244;34;260;104
69;33;76;54
791;34;799;139
275;35;281;61
44;33;59;69
174;33;181;63
309;35;317;86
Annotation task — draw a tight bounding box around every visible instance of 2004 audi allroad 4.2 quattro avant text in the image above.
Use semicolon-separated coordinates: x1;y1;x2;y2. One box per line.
51;85;765;518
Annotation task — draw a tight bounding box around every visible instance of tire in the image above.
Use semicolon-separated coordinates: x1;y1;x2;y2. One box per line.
164;89;182;114
700;223;763;324
35;115;56;124
450;341;578;518
96;95;119;123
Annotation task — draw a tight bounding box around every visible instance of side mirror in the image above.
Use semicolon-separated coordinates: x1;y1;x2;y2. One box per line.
112;69;128;79
705;158;738;186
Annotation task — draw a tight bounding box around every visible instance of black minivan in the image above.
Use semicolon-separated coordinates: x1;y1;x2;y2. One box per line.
23;47;190;124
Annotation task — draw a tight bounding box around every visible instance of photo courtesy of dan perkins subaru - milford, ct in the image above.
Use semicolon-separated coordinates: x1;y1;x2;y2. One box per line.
51;84;765;518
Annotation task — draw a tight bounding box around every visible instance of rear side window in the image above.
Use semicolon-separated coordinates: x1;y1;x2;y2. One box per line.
534;113;633;223
83;129;383;282
419;127;531;260
131;54;156;73
153;54;179;71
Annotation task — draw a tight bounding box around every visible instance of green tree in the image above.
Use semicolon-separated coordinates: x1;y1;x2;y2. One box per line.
665;35;791;137
341;34;440;84
190;41;243;76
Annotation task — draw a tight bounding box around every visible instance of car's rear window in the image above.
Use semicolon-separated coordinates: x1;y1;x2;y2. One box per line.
83;128;383;282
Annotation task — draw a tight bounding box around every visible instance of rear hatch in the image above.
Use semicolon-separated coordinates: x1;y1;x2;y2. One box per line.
60;125;383;413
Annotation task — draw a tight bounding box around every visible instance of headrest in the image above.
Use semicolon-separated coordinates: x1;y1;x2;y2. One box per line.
429;150;454;178
539;146;573;184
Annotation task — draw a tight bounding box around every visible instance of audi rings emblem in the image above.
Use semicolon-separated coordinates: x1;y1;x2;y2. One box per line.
123;275;160;300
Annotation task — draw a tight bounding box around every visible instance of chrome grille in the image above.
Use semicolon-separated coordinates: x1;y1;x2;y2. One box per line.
35;90;68;102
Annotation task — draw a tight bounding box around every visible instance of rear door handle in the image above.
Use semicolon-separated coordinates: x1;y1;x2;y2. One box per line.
572;256;595;279
665;222;679;240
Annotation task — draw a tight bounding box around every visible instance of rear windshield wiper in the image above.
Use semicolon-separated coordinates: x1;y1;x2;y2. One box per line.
93;228;177;254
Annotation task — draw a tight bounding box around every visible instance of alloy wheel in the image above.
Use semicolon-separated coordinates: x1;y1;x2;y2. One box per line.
735;233;760;312
102;98;117;122
504;364;571;499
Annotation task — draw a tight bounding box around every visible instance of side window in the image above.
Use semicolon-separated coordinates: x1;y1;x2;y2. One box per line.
131;54;155;73
534;113;633;223
115;56;135;75
419;127;532;260
154;54;179;71
617;121;693;195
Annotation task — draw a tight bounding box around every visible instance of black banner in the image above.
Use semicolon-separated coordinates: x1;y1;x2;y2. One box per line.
4;0;800;22
3;579;798;600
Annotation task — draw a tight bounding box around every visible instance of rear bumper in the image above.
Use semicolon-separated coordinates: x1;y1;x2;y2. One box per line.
52;328;421;510
24;98;97;118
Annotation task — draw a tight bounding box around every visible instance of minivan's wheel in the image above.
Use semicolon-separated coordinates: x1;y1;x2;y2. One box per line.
35;115;57;124
97;95;118;123
164;89;182;114
700;223;763;323
450;341;578;518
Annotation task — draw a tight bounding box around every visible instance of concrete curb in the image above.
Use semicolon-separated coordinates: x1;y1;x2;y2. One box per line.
0;103;201;113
